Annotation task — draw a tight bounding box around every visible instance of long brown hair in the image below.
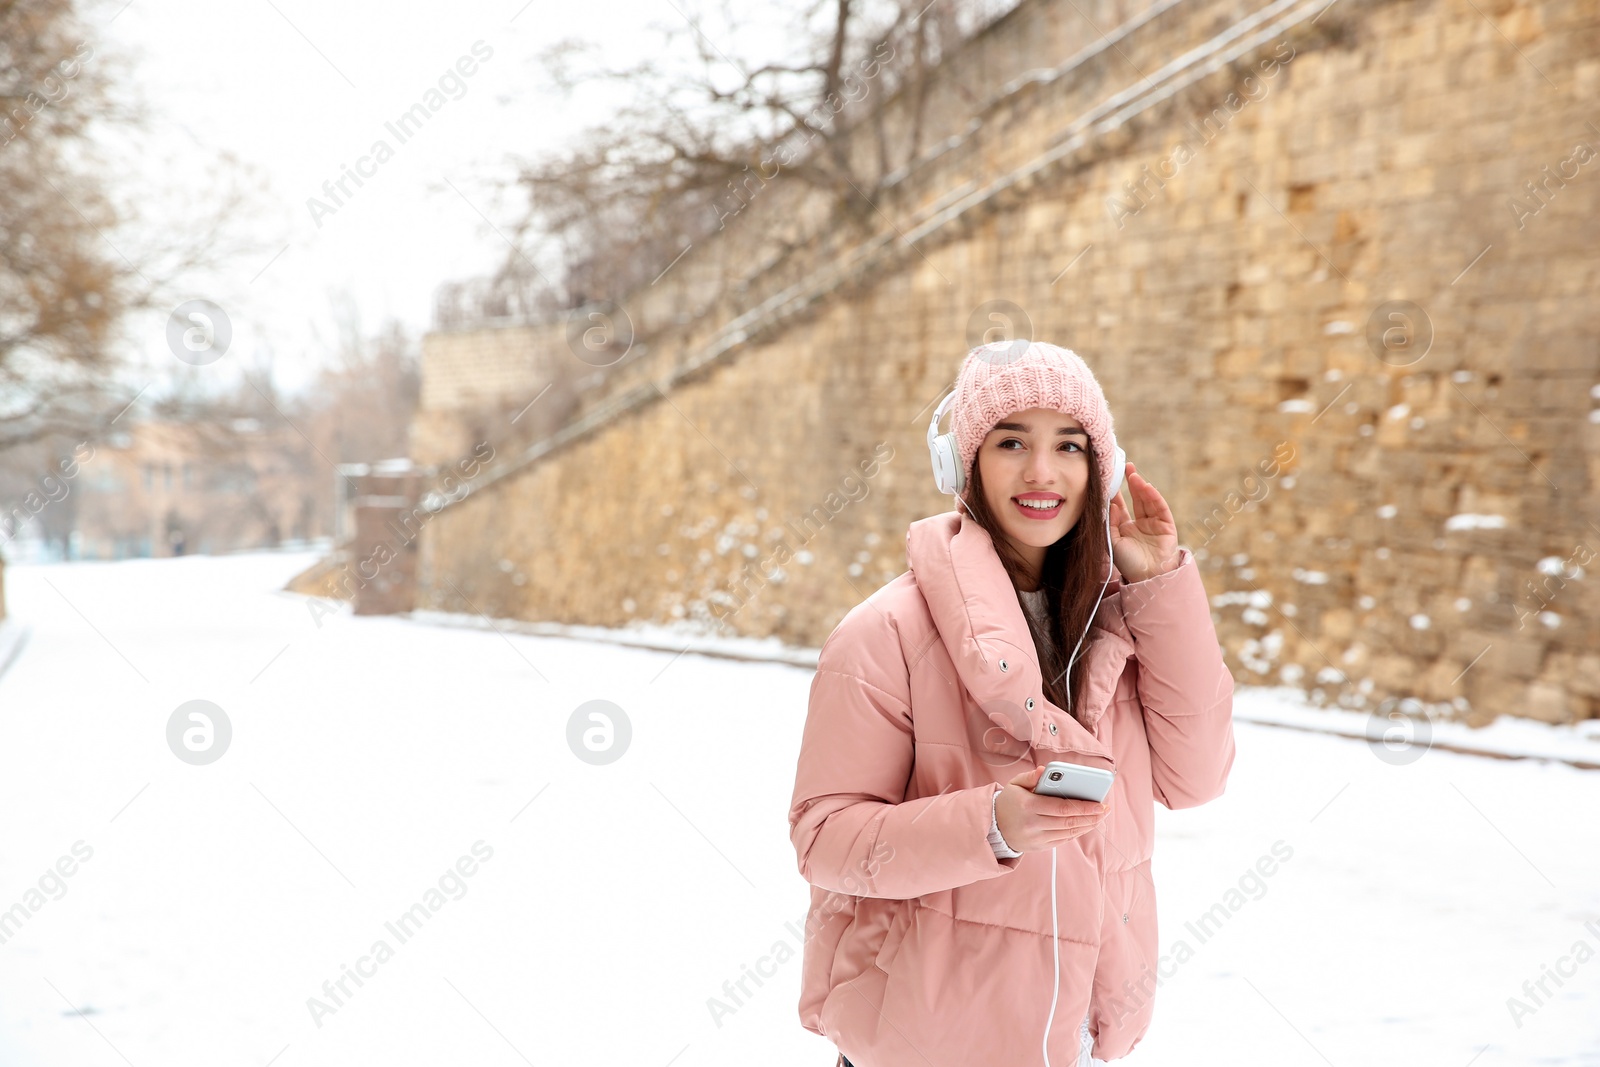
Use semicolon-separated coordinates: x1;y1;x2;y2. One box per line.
962;448;1111;724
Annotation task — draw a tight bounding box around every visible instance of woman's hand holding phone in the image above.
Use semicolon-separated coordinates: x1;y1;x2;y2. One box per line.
995;765;1110;853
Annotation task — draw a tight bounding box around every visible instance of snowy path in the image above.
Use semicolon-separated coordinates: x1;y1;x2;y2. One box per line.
0;551;1596;1066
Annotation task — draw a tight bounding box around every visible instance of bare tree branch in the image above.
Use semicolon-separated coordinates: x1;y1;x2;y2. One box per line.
0;0;265;461
494;0;1018;314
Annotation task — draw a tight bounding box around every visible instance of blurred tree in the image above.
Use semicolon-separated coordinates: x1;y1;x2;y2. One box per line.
0;0;248;458
507;0;1020;307
317;291;422;465
0;0;131;452
134;295;424;551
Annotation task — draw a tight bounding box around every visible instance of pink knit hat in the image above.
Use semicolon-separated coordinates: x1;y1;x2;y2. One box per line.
950;340;1119;497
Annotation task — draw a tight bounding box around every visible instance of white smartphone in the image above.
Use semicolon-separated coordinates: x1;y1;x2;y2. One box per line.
1033;761;1115;803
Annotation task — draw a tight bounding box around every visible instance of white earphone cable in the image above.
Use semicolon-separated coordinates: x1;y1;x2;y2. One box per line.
1043;842;1060;1066
1043;502;1118;1067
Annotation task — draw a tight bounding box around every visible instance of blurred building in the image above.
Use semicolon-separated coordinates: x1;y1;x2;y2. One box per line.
412;320;570;468
32;419;323;561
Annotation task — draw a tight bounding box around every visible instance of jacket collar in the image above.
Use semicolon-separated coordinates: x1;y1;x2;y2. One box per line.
905;509;1135;761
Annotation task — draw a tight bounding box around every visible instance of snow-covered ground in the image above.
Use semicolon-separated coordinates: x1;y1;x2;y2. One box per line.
0;551;1597;1066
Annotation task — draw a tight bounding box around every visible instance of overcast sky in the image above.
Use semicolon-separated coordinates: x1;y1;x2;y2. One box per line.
94;0;706;399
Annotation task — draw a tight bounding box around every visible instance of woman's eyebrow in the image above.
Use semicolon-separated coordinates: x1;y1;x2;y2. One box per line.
991;421;1087;437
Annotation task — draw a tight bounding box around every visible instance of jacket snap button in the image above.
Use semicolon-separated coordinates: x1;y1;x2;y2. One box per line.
1122;913;1129;923
1026;698;1035;711
999;659;1008;672
1048;721;1057;735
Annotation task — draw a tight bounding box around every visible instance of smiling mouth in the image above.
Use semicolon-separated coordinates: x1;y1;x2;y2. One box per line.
1012;496;1064;520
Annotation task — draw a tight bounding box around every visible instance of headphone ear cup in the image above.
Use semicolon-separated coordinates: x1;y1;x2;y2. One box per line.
926;391;966;497
1108;445;1127;500
931;434;962;495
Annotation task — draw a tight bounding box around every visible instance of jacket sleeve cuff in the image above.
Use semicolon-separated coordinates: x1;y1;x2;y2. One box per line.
987;785;1024;859
1123;546;1193;587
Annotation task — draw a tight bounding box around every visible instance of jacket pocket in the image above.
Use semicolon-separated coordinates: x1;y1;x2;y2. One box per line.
874;901;913;973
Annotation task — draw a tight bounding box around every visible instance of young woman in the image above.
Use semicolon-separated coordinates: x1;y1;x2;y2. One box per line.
788;341;1237;1067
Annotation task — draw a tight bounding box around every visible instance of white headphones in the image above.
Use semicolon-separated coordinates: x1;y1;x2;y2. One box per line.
927;388;1126;500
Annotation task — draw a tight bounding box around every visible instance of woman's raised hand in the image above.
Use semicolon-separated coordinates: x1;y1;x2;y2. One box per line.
995;765;1110;853
1108;461;1181;584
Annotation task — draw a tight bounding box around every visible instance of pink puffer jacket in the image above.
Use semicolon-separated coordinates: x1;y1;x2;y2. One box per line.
789;510;1236;1066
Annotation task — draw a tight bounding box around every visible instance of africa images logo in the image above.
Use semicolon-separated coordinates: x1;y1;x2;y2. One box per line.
305;41;494;228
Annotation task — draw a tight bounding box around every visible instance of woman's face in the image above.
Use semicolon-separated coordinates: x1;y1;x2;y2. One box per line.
970;407;1092;567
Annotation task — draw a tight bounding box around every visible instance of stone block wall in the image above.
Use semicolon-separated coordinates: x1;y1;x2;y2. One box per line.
414;0;1600;727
